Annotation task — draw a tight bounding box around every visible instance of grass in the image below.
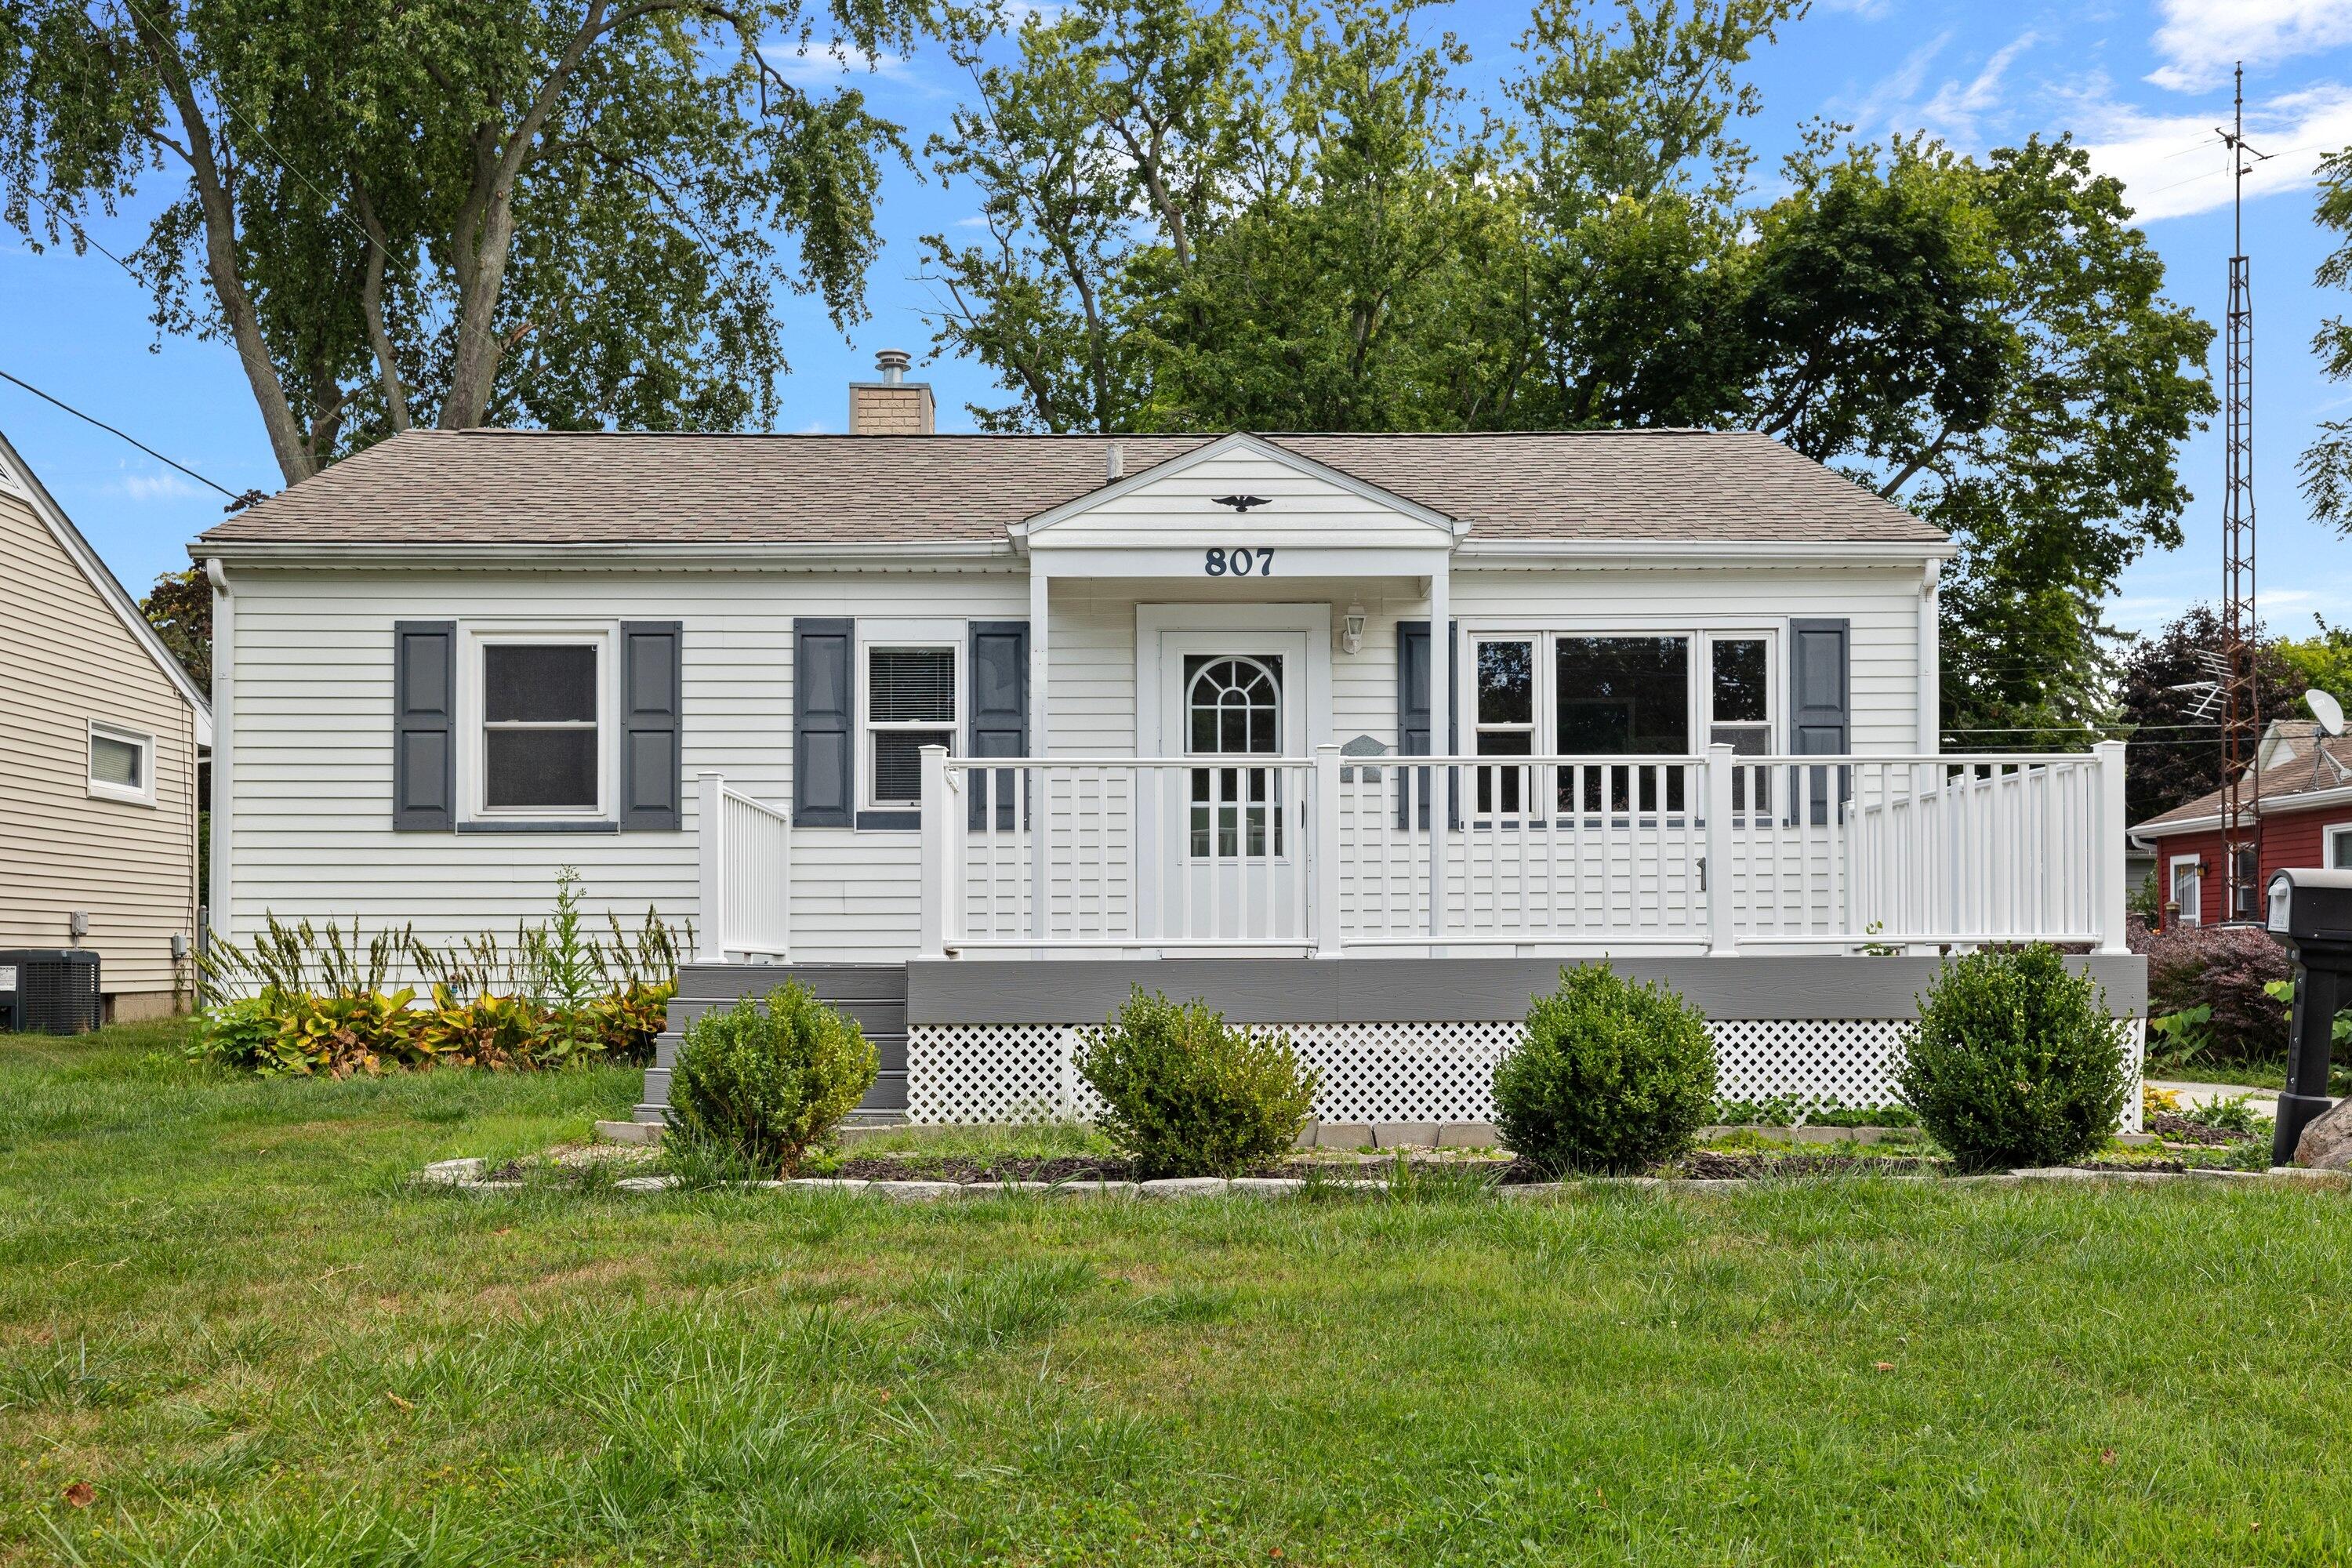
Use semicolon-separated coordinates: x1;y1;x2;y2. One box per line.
2;1022;2349;1566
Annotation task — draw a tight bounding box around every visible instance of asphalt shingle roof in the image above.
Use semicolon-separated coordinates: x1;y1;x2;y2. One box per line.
2133;720;2352;833
197;428;1951;549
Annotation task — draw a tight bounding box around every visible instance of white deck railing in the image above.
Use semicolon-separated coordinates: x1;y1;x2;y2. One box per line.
913;742;2128;958
696;771;791;962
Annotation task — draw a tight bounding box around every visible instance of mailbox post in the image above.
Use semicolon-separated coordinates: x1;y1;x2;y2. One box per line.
2263;869;2352;1165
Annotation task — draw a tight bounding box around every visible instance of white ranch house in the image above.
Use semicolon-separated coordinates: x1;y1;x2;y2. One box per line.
196;365;2145;1132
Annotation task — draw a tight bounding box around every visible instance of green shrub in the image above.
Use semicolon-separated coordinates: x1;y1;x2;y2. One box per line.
1076;989;1317;1178
669;983;877;1177
1896;944;2128;1172
188;996;278;1072
1492;963;1718;1174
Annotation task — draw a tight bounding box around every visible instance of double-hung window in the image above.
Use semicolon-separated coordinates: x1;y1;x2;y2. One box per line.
863;643;959;810
474;633;608;818
1467;629;1777;816
2329;824;2352;870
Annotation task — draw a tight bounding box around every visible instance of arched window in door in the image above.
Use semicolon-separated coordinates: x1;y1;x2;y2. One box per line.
1185;655;1283;858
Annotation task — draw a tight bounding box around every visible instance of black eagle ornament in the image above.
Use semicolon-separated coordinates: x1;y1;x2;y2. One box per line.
1210;494;1271;512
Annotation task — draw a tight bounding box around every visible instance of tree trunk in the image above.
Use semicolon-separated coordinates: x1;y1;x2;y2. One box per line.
133;11;318;485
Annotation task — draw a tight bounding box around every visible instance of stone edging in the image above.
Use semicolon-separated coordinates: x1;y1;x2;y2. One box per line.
416;1158;2348;1199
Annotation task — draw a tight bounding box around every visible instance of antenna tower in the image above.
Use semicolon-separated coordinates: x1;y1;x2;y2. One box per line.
2219;64;2270;920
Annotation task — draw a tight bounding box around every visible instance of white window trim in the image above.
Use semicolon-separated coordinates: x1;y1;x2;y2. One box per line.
858;620;963;814
1457;623;1782;758
458;622;619;823
2169;852;2204;926
87;720;157;807
2328;821;2352;872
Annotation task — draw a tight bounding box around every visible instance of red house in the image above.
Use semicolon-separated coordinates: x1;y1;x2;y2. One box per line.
2130;719;2352;927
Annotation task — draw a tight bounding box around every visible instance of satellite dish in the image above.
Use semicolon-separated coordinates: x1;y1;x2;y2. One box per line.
2308;689;2345;737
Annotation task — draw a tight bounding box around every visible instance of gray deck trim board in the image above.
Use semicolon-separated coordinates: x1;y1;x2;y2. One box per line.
905;954;2148;1025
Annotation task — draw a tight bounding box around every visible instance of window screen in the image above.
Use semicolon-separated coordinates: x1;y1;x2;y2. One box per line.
482;643;599;810
867;645;956;807
90;732;143;789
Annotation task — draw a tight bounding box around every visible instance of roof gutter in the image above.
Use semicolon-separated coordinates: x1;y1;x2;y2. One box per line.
2130;782;2352;839
1457;539;1958;564
190;539;1022;570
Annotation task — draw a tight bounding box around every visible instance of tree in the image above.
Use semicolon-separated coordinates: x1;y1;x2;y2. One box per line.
2277;615;2352;702
2115;605;2305;826
140;566;210;691
2;0;922;485
2301;147;2352;528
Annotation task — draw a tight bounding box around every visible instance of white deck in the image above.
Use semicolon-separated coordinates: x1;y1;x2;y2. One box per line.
695;743;2129;962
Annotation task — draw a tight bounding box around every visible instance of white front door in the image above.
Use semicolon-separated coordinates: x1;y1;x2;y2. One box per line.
1149;630;1312;943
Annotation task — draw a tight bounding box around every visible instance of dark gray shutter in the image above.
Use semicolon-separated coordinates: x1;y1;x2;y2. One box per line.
393;621;456;831
793;618;855;828
1788;618;1850;825
1396;619;1457;829
968;621;1028;829
619;622;682;831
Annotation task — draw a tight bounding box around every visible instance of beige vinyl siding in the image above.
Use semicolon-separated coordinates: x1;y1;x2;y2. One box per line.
0;489;201;1003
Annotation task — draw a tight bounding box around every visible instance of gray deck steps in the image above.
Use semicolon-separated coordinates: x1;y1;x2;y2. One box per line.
634;962;909;1125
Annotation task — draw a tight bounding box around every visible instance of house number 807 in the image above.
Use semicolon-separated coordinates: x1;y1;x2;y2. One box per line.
1205;546;1275;576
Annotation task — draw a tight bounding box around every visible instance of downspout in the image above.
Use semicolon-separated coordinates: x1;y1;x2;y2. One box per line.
1919;559;1940;753
205;557;231;945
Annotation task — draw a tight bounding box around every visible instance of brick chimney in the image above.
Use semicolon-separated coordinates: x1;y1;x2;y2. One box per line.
848;348;935;434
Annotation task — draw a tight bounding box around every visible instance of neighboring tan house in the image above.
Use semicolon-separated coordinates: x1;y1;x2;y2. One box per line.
1;426;211;1022
2131;717;2352;928
191;355;2145;1127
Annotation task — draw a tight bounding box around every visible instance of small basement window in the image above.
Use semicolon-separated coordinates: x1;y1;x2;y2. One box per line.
480;639;604;814
88;722;154;805
864;644;958;809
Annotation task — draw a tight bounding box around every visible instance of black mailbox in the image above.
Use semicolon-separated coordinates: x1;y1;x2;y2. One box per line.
2263;868;2352;1163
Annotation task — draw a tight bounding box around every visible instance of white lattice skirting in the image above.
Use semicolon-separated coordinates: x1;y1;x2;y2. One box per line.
907;1018;2148;1130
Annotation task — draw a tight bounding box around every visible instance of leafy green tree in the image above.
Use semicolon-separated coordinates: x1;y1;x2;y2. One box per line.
140;566;211;691
2115;605;2304;825
1;0;921;484
2277;615;2352;701
2302;147;2352;528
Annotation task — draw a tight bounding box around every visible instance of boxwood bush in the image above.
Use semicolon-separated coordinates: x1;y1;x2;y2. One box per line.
670;983;877;1178
1077;989;1317;1178
1896;944;2128;1172
1492;964;1717;1174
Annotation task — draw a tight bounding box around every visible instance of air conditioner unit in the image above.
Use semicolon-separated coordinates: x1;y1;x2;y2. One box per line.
0;950;103;1035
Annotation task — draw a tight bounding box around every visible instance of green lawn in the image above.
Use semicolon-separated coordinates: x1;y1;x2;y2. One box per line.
4;1023;2350;1566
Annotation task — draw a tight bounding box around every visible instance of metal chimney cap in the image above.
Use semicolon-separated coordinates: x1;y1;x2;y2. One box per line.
873;348;912;385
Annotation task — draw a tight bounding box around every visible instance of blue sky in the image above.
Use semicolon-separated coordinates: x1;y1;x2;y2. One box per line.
3;0;2348;644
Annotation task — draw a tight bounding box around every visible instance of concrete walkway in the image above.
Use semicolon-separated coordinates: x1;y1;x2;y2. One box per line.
2149;1080;2342;1114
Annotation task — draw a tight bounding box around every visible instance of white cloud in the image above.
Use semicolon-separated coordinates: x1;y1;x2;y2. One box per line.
759;43;912;88
2148;0;2352;93
1840;30;2039;147
1913;31;2038;145
112;470;203;503
2074;82;2352;221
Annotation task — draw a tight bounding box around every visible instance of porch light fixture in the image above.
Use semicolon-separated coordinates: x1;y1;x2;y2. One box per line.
1340;606;1367;655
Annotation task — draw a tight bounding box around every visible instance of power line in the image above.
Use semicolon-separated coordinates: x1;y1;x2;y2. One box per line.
0;368;260;507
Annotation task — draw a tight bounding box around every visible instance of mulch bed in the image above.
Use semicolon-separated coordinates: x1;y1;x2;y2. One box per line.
2149;1112;2256;1145
1674;1150;1944;1179
822;1151;1976;1184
